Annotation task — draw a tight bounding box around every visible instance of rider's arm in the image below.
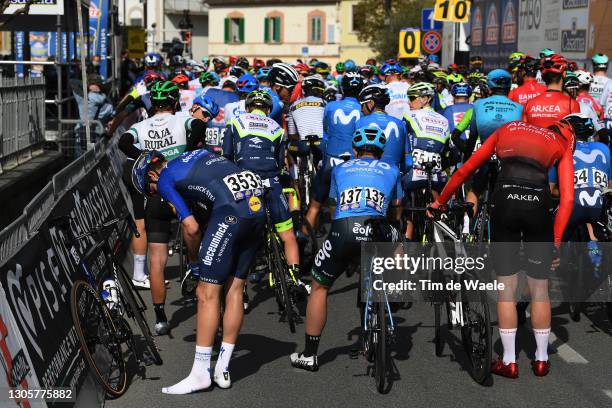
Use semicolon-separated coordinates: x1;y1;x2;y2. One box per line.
182;216;202;263
454;107;473;133
286;108;298;141
400;122;412;172
186;118;207;151
388;173;404;222
276;130;287;170
554;149;575;245
222;122;235;160
118;130;142;159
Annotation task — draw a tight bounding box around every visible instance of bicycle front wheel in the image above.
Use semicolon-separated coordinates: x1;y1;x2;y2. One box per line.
374;300;388;393
460;286;492;384
270;232;296;333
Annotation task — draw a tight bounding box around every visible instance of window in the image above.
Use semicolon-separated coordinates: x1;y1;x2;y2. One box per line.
311;16;322;43
351;5;364;32
264;16;282;43
224;16;244;44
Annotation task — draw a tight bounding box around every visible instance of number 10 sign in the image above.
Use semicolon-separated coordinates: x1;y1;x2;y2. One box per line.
433;0;471;23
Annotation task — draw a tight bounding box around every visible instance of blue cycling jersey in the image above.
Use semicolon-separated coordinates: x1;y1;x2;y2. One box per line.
471;95;523;142
330;157;403;220
322;96;362;158
201;88;239;149
442;102;473;140
355;111;411;171
156;149;264;221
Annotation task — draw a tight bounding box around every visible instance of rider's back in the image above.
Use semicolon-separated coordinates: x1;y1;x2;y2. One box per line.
323;97;361;158
473;95;523;141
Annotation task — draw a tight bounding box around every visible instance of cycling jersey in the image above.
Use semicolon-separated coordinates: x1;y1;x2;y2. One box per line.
224;99;247;125
437;121;574;244
259;85;284;125
188;78;202;91
433;89;454;113
598;79;612;129
202;87;240;151
287;96;325;140
442;102;473;140
385;81;410;119
464;95;524;144
179;89;196;113
590;75;610;101
322;96;361;158
508;78;546;106
523;90;581;128
576;95;604;132
355;110;411;171
576;91;604;119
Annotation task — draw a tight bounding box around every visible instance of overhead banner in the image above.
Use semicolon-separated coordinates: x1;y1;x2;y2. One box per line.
3;0;64;16
89;0;109;79
470;0;518;70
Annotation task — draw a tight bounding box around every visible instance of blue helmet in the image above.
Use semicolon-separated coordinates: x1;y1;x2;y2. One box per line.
192;95;220;118
487;69;512;89
237;73;259;93
144;52;162;68
381;62;401;75
450;82;472;97
352;126;386;152
428;54;439;63
131;150;165;197
344;59;357;72
256;67;271;81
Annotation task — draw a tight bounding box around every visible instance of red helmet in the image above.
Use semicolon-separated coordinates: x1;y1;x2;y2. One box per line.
293;63;311;75
170;73;190;85
550;119;576;152
144;71;166;84
541;54;568;75
228;55;238;66
253;58;266;69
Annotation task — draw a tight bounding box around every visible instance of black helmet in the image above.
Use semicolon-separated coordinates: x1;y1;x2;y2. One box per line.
302;75;326;96
323;85;338;102
269;63;299;88
245;90;273;111
171;54;185;67
341;72;366;97
563;113;595;140
236;56;250;71
229;65;247;78
358;84;390;108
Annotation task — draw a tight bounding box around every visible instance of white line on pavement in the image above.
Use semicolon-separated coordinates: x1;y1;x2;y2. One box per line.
548;332;589;364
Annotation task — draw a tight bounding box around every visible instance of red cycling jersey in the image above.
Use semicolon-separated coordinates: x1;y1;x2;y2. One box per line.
436;121;574;244
508;78;546;106
522;90;581;128
576;90;604;119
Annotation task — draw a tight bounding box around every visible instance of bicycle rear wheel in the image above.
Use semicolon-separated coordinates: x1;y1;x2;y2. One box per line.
71;280;128;397
361;301;375;363
374;300;388;393
460;285;492;384
270;232;296;333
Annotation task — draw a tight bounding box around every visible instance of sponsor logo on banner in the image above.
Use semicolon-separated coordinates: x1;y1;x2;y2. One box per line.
485;3;499;45
502;1;517;43
471;5;483;46
562;28;586;52
562;0;588;8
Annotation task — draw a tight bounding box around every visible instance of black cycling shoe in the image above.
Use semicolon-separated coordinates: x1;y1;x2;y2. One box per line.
181;269;199;297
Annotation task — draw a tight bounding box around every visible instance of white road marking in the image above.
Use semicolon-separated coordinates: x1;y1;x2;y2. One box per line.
603;390;612;401
548;332;588;364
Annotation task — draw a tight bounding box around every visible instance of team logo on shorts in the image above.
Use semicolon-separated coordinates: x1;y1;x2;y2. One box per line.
225;215;237;225
248;196;262;213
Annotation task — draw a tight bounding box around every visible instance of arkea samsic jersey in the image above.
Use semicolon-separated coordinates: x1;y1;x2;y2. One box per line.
125;112;193;160
524;90;581;128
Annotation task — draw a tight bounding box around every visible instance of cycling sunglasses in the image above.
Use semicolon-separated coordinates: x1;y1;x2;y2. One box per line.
190;105;212;119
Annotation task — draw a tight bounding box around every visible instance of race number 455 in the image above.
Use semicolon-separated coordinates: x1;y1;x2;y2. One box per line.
434;0;471;23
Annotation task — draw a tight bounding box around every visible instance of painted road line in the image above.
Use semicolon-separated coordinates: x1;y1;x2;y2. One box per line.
548;332;589;364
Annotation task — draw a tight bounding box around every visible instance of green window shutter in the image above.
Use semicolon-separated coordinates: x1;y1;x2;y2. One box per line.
238;18;245;43
264;17;270;43
224;18;229;43
274;17;281;43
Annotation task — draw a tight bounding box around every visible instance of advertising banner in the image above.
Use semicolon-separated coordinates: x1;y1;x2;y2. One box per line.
89;0;108;79
3;0;64;16
560;0;589;61
517;0;561;56
469;0;518;70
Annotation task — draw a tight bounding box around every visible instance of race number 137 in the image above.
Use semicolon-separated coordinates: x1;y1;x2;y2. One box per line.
434;0;471;23
398;29;421;58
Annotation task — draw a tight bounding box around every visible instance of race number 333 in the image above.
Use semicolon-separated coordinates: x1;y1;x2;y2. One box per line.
434;0;471;23
398;29;421;58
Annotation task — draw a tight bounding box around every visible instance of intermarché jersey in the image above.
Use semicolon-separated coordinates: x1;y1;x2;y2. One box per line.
125;112;192;160
287;95;326;140
523;90;581;128
403;107;450;173
222;110;285;179
330;157;403;220
322;96;362;159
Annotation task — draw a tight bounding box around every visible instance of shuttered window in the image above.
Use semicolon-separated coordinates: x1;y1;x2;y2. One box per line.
264;16;281;43
224;17;244;44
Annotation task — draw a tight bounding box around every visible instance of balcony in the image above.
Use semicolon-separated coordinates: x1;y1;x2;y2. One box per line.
165;0;209;15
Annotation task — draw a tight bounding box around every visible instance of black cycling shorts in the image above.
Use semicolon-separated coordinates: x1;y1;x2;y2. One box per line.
145;195;175;244
490;183;554;279
311;216;399;287
123;159;145;220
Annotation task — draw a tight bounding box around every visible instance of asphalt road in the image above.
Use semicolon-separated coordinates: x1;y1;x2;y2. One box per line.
106;255;612;408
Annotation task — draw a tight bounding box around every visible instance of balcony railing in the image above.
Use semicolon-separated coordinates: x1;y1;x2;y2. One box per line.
165;0;209;14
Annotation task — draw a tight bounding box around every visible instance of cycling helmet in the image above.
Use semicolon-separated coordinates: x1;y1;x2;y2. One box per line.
428;54;440;64
245;90;273;111
236;56;250;71
344;59;357;73
521;56;541;76
469;55;483;67
253;58;266;69
293;63;310;75
309;58;319;67
563;72;580;90
315;62;331;76
575;70;594;85
302;75;326;95
549;119;576;152
358;84;390;108
380;62;401;76
269;63;300;88
201;57;210;68
592;53;609;70
256;67;271;81
359;65;374;78
407;82;435;97
237;73;259;93
192;95;220;118
170;73;190;86
199;71;220;86
448;63;459;72
487;69;512;89
539;48;555;59
220;75;238;90
567;60;578;72
132;150;166;197
323;85;338;102
563;113;595;140
450;82;472;97
352;126;386;152
365;58;377;66
467;72;486;86
144;52;162;68
171;54;185;67
446;72;464;85
335;62;345;74
228;65;246;78
149;81;180;108
341;72;366;96
144;71;166;85
509;52;525;63
541;54;568;75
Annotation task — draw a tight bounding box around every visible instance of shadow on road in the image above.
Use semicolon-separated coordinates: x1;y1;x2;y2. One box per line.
230;334;298;382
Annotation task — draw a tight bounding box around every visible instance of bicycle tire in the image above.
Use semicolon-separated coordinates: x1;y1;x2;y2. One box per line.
434;302;443;357
270;232;296;333
115;262;164;365
71;280;128;397
375;300;388;393
362;302;375;363
460;286;492;384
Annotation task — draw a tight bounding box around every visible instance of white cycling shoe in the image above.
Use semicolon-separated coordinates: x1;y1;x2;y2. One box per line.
132;277;170;289
155;321;170;335
213;371;231;389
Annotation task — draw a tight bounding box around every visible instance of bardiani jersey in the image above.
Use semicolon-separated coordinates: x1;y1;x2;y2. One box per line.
125;112;193;160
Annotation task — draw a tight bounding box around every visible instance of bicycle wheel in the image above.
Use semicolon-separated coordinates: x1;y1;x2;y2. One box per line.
270;232;296;333
114;261;163;365
460;285;492;384
362;302;375;363
71;280;128;397
374;299;388;393
434;302;443;356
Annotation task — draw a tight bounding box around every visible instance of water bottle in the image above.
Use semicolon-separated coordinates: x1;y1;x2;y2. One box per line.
102;279;118;309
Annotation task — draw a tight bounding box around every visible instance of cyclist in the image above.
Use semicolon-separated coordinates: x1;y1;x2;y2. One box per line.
469;55;484;73
305;72;365;235
402;82;451;240
589;53;610;101
118;81;207;335
442;82;473;142
523;54;580;128
323;83;339;102
287;75;326;158
269;62;300;106
224;73;259;124
334;61;345;80
575;70;604;121
564;73;603;132
381;61;410;120
430;118;578;378
133;52;164;86
431;72;452;112
356;84;410;171
508;56;546;106
188;95;220;151
201;75;240;153
109;72;163;135
290;126;403;371
196;71;220;97
171;73;195;113
222;90;303;287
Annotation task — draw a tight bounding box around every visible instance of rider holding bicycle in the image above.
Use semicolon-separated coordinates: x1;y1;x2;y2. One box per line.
290;126;402;371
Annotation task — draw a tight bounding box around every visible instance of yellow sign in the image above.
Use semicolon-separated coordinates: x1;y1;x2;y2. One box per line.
398;29;421;58
248;196;262;213
126;27;146;59
433;0;471;23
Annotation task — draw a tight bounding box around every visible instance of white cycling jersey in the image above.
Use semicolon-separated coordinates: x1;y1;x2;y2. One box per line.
125;112;192;160
224;100;247;125
599;78;612;128
577;99;604;131
287;96;325;140
385;81;410;119
590;75;610;101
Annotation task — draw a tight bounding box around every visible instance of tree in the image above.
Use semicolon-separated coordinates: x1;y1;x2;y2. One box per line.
353;0;435;60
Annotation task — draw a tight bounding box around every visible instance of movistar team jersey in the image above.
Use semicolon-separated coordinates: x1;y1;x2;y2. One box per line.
355;111;411;171
403;107;451;173
461;95;523;144
322;96;361;158
385;81;410;120
125;112;192;160
203;87;240;149
156;149;264;221
223;110;285;179
442;102;473;140
224;100;247;125
330;157;403;220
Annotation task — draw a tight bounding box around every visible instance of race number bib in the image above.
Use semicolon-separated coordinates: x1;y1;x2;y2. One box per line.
223;171;263;201
205;127;220;146
412;149;442;171
574;168;588;186
365;187;385;213
339;187;363;211
593;168;608;189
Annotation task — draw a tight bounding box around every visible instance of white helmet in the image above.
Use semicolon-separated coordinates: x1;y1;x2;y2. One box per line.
574;70;594;85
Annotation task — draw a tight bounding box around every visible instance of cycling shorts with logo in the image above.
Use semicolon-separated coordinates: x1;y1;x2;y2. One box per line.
264;177;293;233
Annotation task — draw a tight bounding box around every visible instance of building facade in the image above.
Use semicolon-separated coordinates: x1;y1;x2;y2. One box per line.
338;0;375;64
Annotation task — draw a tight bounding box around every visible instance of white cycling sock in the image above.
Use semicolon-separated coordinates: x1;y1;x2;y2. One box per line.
133;255;147;281
215;342;235;374
162;346;212;394
533;328;550;362
499;328;517;365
